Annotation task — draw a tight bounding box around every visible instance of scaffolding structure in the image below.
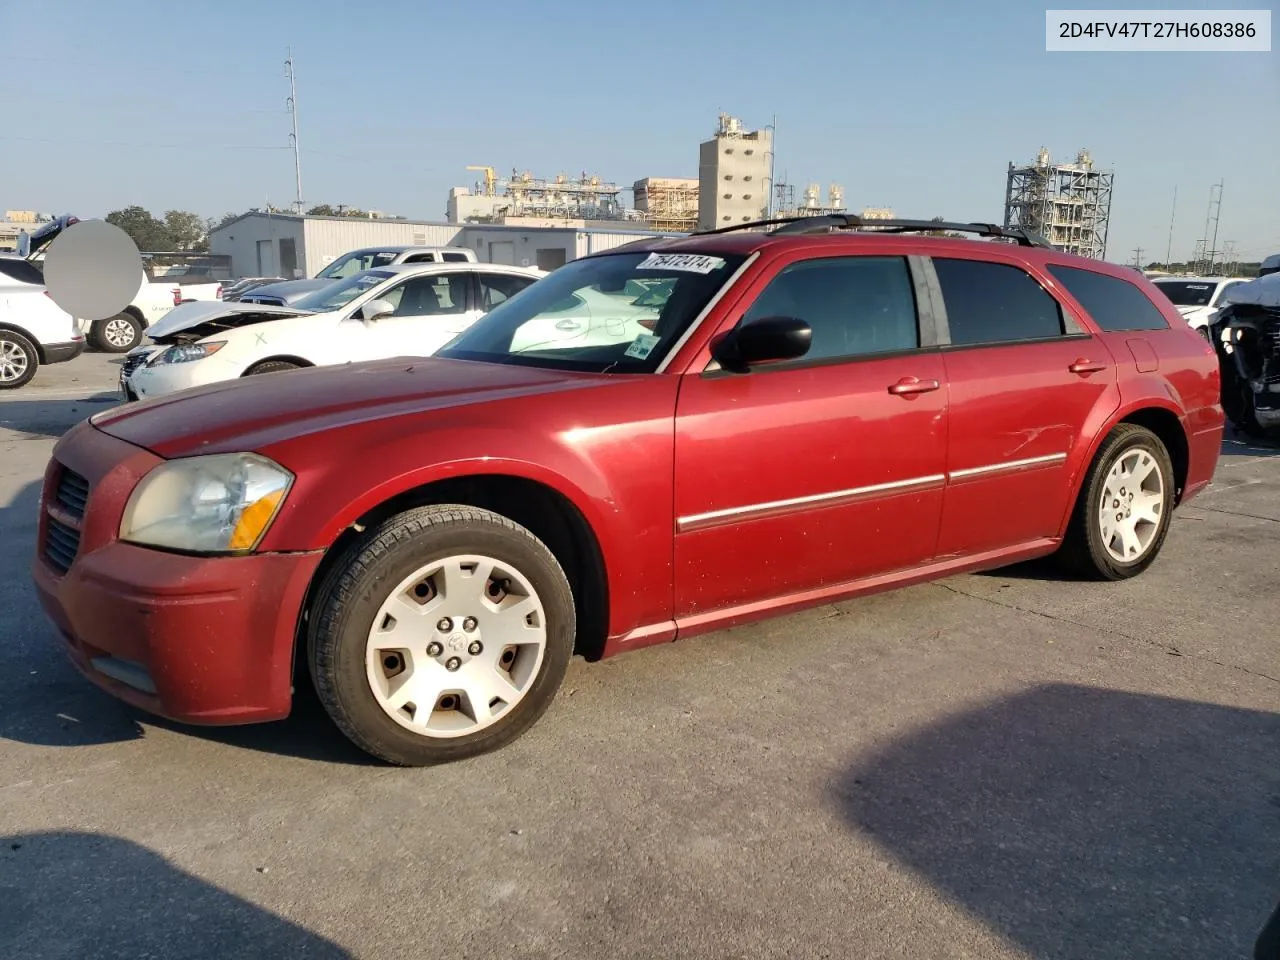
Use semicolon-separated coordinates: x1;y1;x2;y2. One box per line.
633;177;699;232
465;166;628;221
1003;148;1113;259
774;182;847;218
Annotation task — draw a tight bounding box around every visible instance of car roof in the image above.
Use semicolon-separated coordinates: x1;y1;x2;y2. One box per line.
378;262;544;277
349;245;467;254
588;227;1143;281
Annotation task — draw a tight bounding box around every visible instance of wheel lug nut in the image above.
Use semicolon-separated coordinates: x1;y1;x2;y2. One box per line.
445;657;461;672
437;618;452;632
463;617;477;631
1112;499;1120;508
467;641;483;656
426;641;443;657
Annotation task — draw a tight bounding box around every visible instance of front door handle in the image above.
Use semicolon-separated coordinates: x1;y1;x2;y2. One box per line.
887;377;941;396
1068;359;1107;375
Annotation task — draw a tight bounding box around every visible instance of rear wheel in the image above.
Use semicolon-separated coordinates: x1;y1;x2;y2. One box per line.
308;505;576;766
244;360;302;376
91;312;143;353
0;331;38;389
1058;424;1175;580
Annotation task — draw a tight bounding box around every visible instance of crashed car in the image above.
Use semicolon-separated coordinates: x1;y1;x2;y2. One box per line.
1208;272;1280;438
119;262;544;401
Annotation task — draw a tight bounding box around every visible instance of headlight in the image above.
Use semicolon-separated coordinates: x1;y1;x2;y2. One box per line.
154;341;225;364
120;453;293;553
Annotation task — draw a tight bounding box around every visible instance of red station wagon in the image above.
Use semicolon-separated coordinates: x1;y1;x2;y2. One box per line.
32;216;1224;766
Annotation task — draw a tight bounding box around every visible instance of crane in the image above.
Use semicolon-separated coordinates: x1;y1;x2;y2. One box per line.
466;165;497;197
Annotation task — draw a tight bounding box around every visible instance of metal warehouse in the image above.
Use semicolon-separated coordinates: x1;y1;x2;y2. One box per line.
210;213;679;279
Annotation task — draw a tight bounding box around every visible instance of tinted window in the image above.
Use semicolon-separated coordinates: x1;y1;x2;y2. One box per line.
401;253;437;264
1150;280;1216;307
1048;265;1169;332
741;256;919;363
442;252;470;262
479;273;536;309
0;258;45;285
933;259;1065;345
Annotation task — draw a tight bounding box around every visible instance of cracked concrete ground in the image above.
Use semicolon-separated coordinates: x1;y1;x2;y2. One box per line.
2;353;1277;960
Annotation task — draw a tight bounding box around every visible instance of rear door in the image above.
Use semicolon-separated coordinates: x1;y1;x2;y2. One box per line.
930;255;1120;557
672;251;950;619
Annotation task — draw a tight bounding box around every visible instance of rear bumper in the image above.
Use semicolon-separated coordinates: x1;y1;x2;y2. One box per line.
42;339;85;364
1181;416;1226;506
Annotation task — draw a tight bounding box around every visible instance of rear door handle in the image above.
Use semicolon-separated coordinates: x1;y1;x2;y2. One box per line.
1068;359;1107;375
887;377;941;396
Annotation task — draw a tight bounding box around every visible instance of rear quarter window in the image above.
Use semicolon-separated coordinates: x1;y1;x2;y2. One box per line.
1047;265;1170;332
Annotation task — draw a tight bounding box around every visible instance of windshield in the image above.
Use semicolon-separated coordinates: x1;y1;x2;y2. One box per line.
1153;280;1219;307
317;249;401;279
437;251;745;373
293;269;394;313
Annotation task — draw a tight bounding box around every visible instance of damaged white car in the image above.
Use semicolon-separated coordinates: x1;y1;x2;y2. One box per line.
119;262;544;401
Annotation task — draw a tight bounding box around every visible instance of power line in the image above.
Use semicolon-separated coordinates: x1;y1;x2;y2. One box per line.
1132;246;1145;268
0;134;289;152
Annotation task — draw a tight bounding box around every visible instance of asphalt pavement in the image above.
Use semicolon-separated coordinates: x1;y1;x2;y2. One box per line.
2;352;1277;959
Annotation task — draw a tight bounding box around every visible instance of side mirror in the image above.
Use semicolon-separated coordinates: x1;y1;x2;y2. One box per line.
710;316;812;373
358;299;395;323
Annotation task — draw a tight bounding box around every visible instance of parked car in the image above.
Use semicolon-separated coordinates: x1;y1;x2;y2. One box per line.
238;246;479;307
1207;271;1280;438
119;262;544;401
1149;276;1248;337
1259;254;1280;277
0;257;86;389
219;277;287;301
83;270;223;354
32;215;1224;766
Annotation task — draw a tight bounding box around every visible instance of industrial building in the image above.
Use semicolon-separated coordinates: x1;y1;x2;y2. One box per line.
447;167;642;226
209;212;677;279
773;182;849;218
697;115;773;231
632;177;699;233
1003;148;1114;259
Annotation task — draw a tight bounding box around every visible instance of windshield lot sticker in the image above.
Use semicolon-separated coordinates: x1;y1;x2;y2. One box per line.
624;333;662;359
636;253;726;274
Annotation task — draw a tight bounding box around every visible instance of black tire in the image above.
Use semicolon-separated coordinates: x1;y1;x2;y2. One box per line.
308;504;576;766
90;312;143;353
1057;424;1176;580
0;330;39;389
244;360;302;376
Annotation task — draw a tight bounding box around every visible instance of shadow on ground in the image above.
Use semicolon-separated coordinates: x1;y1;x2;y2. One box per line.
0;831;350;958
835;683;1280;960
0;395;119;440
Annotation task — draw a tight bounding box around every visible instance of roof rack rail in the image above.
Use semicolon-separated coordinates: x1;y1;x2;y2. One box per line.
693;214;1053;249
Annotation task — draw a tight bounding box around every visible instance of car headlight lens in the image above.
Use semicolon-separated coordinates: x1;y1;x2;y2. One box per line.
120;453;293;553
155;341;225;364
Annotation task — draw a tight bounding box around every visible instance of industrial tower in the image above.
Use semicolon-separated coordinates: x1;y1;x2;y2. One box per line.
1003;148;1114;260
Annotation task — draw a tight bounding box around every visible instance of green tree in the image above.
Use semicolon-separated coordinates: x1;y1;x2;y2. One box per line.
105;206;174;251
307;203;337;216
163;210;208;251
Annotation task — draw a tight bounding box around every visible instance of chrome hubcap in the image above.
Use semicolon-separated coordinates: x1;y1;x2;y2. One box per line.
366;554;546;738
104;317;135;347
1098;447;1165;562
0;341;29;381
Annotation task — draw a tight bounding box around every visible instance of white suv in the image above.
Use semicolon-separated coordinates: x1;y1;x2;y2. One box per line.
0;255;87;389
1150;276;1247;336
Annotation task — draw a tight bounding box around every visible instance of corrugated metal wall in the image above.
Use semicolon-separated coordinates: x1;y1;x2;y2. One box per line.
575;230;678;258
209;215;306;279
302;219;462;276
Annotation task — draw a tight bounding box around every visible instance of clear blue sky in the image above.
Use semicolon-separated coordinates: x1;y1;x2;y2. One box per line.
2;0;1277;264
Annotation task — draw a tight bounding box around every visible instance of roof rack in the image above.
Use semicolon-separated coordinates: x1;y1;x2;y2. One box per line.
693;214;1053;249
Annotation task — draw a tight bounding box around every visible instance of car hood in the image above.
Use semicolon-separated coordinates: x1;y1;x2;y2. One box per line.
1222;273;1280;309
91;356;616;459
239;278;334;303
144;299;311;340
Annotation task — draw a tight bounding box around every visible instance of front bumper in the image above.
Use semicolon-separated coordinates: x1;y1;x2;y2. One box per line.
31;420;324;725
127;355;233;401
43;338;86;364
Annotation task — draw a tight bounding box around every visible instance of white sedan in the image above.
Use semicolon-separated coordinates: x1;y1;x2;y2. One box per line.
121;262;544;401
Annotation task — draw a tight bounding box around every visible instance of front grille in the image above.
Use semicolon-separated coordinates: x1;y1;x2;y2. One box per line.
121;353;151;379
43;464;90;574
44;516;81;574
54;468;90;519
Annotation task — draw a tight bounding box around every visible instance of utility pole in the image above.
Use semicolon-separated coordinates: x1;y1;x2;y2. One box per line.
1164;185;1177;272
1132;247;1145;269
1207;179;1223;274
285;49;304;214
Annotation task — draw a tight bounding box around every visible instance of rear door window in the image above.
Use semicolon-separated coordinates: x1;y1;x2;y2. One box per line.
1047;265;1169;332
442;252;471;262
933;259;1066;346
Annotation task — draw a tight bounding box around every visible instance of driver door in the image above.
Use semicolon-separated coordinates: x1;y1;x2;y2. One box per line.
672;252;950;620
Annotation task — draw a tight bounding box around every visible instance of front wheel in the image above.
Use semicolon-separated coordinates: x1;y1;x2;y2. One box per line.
244;360;302;376
91;312;143;353
1057;424;1175;580
0;330;38;389
308;504;576;766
